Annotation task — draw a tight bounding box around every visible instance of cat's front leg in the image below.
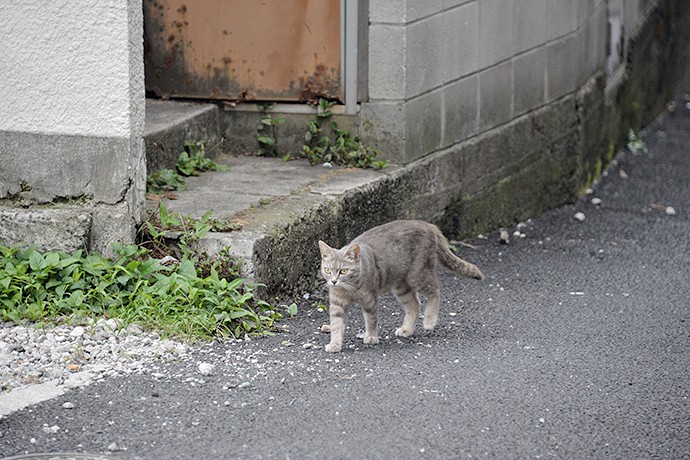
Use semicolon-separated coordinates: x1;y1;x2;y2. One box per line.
325;299;348;352
361;296;379;345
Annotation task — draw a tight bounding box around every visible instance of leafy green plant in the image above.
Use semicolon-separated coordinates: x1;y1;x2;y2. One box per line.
286;302;298;317
147;169;186;194
147;140;228;194
626;129;648;155
141;201;241;261
0;241;278;339
256;104;285;156
301;99;388;170
177;140;228;176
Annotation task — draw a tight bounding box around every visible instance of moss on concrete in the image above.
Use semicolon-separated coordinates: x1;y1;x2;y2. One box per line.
439;0;690;241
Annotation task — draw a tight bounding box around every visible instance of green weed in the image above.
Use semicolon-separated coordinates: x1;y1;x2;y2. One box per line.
147;140;228;194
0;241;278;339
301;99;388;170
256;104;285;156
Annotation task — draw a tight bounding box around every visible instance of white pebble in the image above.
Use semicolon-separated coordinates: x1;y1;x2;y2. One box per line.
302;343;314;349
198;362;215;376
591;198;602;206
322;162;332;169
665;206;676;216
62;402;75;409
70;327;85;338
573;212;586;222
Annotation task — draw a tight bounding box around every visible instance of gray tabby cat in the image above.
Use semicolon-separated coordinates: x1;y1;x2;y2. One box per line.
318;220;484;352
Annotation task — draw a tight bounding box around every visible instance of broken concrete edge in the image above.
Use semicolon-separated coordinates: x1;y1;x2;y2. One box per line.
0;202;138;258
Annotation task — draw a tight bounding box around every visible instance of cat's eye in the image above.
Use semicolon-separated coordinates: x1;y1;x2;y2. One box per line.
339;268;349;275
323;267;332;274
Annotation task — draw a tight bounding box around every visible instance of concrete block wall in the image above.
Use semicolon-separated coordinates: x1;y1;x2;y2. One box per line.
362;0;690;237
0;1;145;255
362;0;612;164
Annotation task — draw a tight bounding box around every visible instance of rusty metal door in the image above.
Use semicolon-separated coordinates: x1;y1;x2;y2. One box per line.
144;0;342;102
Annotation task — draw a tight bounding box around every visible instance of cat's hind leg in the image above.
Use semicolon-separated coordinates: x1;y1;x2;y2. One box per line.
393;283;420;337
420;278;441;331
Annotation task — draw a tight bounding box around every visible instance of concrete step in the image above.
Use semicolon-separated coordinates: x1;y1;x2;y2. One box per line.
144;99;223;172
143;99;406;299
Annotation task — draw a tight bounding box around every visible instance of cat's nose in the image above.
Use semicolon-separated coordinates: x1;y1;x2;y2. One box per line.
330;277;338;285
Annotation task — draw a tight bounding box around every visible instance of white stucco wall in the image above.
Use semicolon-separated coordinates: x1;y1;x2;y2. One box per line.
0;0;143;138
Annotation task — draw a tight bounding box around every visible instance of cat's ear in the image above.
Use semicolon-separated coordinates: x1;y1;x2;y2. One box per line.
344;243;361;263
318;240;333;259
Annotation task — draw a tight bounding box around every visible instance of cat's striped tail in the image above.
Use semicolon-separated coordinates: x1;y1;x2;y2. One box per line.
434;227;485;280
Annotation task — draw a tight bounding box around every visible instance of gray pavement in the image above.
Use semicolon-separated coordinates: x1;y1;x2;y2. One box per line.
1;99;689;459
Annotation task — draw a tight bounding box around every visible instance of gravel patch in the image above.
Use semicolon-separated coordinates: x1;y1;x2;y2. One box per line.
0;319;192;393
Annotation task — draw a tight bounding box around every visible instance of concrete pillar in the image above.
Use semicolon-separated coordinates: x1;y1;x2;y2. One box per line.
0;1;145;255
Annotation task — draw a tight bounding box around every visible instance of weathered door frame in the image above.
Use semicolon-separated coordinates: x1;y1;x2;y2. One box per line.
342;0;367;114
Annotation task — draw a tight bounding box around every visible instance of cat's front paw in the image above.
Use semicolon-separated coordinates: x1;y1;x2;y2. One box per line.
395;327;414;337
363;335;379;345
324;342;342;353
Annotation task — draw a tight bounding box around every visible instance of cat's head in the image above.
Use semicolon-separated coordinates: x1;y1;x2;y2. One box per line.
318;241;361;288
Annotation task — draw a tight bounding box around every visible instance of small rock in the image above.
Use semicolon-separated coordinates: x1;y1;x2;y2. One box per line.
197;362;214;376
591;198;602;206
237;381;251;389
302;343;314;349
159;255;179;266
42;425;60;434
619;170;629;180
499;230;510;244
322;162;333;169
62;402;75;409
585;188;594;195
665;206;676;216
573;212;586;222
107;442;121;452
64;371;94;389
512;230;521;237
69;327;85;338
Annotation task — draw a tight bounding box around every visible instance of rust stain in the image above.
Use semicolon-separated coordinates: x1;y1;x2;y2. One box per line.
144;0;342;102
299;64;341;103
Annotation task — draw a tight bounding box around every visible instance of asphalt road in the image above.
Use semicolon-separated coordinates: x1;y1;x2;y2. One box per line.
1;102;689;460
